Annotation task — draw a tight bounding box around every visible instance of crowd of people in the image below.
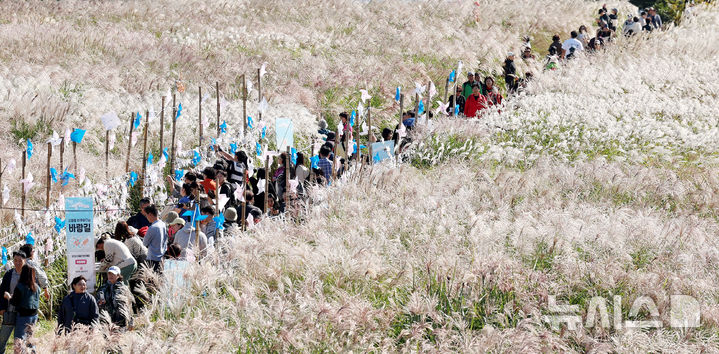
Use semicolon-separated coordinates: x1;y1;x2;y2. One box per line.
0;3;665;351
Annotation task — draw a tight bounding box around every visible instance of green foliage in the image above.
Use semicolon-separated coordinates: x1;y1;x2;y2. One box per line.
523;240;557;271
40;255;69;320
10;119;50;143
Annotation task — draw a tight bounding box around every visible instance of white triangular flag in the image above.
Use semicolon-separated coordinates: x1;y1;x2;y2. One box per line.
201;93;210;103
101;112;121;131
47;131;62;146
64;128;71;146
78;167;86;185
257;179;266;195
360;89;371;103
2;184;9;205
289;179;299;193
234;186;244;202
457;60;463;76
259;62;267;78
360;123;369;136
7;159;16;174
258;97;269;114
357;101;365;118
20;172;35;193
414;82;426;97
218;194;229;211
131;131;139;147
108;132;116;151
429;81;437;98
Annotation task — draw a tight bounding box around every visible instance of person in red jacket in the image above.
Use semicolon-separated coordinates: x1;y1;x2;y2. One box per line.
464;84;488;118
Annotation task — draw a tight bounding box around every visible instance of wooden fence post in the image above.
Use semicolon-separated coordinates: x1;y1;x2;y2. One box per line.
399;93;404;128
331;128;338;181
21;152;26;217
141;110;149;195
72;141;78;175
285;146;291;211
159;95;165;154
242;74;247;135
198;86;203;148
46;142;52;209
444;78;449;105
414;92;419;119
125;112;134;173
310;137;316;185
59;136;64;174
216;82;220;138
105;130;109;181
240;181;247;232
264;155;270;215
0;158;3;207
171;94;177;171
368;105;373;163
426;79;431;125
257;68;262;121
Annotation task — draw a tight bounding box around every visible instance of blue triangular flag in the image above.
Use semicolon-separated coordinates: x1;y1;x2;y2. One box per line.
162;148;169;161
210;138;217;152
70;128;86;144
247;116;253;129
310;155;319;169
50;168;58;183
291;147;297;165
220;120;227;134
174;169;185;181
395;87;401;102
373;152;381;163
54;217;66;234
454;104;459;115
449;70;456;83
418;101;425;115
25;232;34;246
147;152;154;165
350;110;356;127
133;112;142;130
192;150;201;166
176;103;183;120
60;168;75;186
256;142;262;157
213;213;225;231
261;126;266;139
128;171;138;187
26;139;33;160
229;143;238;155
1;247;6;266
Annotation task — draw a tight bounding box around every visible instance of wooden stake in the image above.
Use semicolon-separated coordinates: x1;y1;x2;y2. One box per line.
21;152;26;218
285;146;291;212
242;74;247;135
72;141;78;175
264;155;270;215
309;137;316;185
59;136;64;174
399;94;404;128
426;80;431;125
141;110;149;195
240;180;247;232
105;130;109;181
0;158;3;207
444;78;449;105
216;82;220;138
46;142;52;209
198;86;203;148
171;94;177;171
331;128;338;181
414;93;419;120
159;96;165;154
125;112;134;173
368;105;373;163
257;68;262;121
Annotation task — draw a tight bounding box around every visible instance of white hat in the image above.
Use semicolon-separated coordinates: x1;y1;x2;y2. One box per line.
108;266;121;275
507;52;515;57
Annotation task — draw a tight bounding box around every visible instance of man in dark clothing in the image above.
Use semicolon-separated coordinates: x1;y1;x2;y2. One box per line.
548;35;562;57
503;52;518;94
447;86;466;115
0;251;27;352
243;190;263;226
127;198;151;229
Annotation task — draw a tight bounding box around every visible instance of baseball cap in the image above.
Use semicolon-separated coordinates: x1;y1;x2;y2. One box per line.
170;218;186;227
108;266;121;275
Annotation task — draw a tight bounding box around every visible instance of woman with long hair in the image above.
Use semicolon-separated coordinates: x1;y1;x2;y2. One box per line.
5;265;39;350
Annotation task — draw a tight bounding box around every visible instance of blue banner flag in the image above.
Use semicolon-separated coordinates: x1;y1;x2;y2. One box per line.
449;70;456;83
163;148;169;161
25;232;34;245
70;128;86;144
395;87;401;102
229;143;238;154
134;112;142;130
61;168;75;186
176;103;183;120
310;155;319;169
213;213;225;231
247;116;253;129
256;142;262;157
174;169;185;181
220;120;227;134
192;150;201;166
418;101;425;115
291;147;297;165
128;171;138;187
350;110;356;127
26;139;33;160
50;168;58;183
54;217;66;234
147;152;154;165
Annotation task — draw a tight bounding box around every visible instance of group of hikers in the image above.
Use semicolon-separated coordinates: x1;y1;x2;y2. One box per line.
0;4;664;352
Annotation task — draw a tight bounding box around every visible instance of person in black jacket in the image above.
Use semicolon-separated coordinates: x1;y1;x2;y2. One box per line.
97;267;132;328
58;276;99;333
5;264;39;349
548;35;562;57
0;251;28;354
447;86;466;116
126;198;151;229
503;52;518;94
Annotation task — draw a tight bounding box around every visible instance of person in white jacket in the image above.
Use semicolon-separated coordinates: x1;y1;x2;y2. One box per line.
172;219;208;260
96;236;137;285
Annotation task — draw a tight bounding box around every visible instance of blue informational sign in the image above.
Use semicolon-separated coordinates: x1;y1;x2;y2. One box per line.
275;118;294;150
65;197;96;292
371;140;395;164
